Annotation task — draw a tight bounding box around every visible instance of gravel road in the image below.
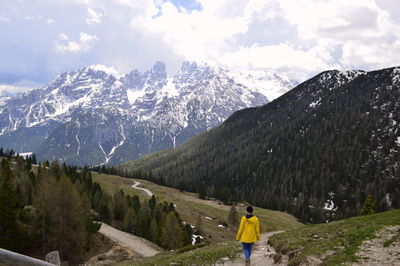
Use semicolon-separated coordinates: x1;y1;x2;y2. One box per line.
98;223;161;257
131;181;153;197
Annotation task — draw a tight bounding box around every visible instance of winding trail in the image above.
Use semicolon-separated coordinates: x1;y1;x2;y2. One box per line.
98;223;161;257
131;181;153;197
217;231;288;266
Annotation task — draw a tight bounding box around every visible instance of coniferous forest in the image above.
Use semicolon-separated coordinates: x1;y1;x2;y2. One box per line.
122;67;400;223
0;150;192;264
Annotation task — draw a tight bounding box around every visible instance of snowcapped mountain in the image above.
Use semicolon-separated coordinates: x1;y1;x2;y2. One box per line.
0;90;11;105
0;61;296;165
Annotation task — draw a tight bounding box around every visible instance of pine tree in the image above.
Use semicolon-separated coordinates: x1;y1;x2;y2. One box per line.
122;208;135;233
149;195;157;211
198;184;206;199
159;212;184;250
183;223;193;246
31;154;37;165
0;159;21;250
360;194;375;215
113;190;128;220
228;204;239;226
149;218;159;243
131;195;141;211
195;214;202;235
99;196;113;224
35;173;57;258
51;176;86;263
219;187;231;204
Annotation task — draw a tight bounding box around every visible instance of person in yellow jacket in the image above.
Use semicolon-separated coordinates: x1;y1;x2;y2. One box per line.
236;206;260;264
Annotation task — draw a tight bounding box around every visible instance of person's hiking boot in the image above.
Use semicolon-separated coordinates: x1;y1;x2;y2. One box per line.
245;258;251;265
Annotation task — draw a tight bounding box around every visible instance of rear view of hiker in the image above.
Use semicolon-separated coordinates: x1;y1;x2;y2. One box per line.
236;206;260;265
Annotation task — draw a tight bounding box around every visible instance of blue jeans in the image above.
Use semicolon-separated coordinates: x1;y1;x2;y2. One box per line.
241;242;254;259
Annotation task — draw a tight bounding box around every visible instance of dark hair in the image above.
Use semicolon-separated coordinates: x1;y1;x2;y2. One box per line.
246;206;253;213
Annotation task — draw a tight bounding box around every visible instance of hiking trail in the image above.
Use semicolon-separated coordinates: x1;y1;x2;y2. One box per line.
353;226;400;266
216;231;288;266
131;181;153;197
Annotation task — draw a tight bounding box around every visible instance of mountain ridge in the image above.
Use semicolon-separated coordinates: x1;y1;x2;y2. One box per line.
0;61;296;165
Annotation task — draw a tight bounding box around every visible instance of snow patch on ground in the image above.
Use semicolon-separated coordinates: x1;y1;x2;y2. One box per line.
309;98;321;108
395;136;400;146
18;152;33;158
227;70;295;101
191;234;203;245
323;200;337;211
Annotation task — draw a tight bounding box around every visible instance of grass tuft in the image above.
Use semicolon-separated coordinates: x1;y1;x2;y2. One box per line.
383;230;400;247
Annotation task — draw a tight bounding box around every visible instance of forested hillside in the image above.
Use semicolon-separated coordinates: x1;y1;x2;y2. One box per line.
122;67;400;223
0;150;192;264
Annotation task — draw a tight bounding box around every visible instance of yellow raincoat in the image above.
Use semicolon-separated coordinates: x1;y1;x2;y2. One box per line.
236;215;260;243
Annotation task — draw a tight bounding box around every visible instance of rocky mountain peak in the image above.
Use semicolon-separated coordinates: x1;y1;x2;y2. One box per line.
0;61;297;166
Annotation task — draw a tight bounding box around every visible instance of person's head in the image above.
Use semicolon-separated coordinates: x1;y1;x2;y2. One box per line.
246;206;253;214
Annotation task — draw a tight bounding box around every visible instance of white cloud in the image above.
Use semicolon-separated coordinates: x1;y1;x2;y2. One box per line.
1;0;400;87
131;1;249;62
55;32;99;53
341;41;400;68
220;43;336;81
130;0;400;79
58;33;69;41
117;0;158;16
24;15;56;25
86;8;103;24
46;18;55;25
25;16;37;20
0;16;10;23
89;64;120;77
0;84;33;95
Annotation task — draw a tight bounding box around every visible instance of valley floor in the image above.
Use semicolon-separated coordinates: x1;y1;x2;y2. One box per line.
91;172;303;244
89;172;400;265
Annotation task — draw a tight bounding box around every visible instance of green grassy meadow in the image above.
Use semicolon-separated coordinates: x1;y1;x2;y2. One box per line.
269;209;400;265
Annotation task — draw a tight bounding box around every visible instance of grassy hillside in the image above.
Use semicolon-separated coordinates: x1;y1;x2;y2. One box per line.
269;209;400;265
91;172;303;243
91;172;143;197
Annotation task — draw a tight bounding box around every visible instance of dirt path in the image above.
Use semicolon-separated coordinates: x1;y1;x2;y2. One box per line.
353;226;400;266
98;223;161;257
132;181;153;197
216;231;288;266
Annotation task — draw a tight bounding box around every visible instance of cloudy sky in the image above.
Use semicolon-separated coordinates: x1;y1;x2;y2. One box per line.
1;0;399;94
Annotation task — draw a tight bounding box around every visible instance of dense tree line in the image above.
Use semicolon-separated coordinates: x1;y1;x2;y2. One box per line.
0;152;193;264
0;154;98;264
120;67;400;223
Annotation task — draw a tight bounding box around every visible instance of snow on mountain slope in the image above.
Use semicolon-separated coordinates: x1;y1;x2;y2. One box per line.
0;61;297;165
226;70;297;101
